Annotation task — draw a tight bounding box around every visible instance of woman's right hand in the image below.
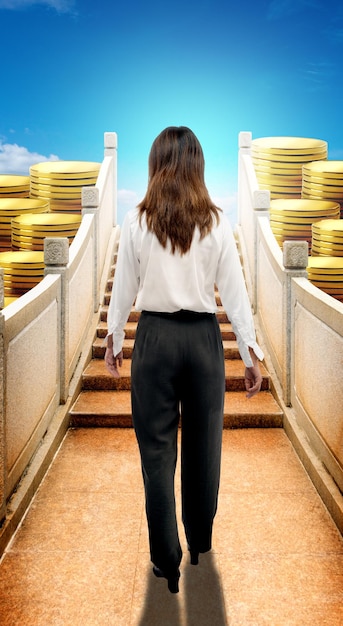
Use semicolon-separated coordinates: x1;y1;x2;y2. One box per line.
105;347;123;378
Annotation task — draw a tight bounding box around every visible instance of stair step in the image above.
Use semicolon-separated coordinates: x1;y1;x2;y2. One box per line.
92;337;241;360
96;320;236;341
92;337;135;359
82;358;271;392
99;305;230;325
96;321;138;340
69;247;284;431
104;287;223;307
69;390;283;428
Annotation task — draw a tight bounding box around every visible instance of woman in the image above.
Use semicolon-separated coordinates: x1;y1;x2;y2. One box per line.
105;126;263;593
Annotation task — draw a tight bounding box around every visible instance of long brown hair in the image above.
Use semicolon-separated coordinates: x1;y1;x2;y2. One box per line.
138;126;220;254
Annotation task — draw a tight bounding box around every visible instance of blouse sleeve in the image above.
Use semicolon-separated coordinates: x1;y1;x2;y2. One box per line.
215;217;264;367
107;211;140;355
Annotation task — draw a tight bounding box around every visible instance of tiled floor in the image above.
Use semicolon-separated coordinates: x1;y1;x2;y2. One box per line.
0;427;342;625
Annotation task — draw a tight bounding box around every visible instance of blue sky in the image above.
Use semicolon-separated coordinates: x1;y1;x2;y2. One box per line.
0;0;343;224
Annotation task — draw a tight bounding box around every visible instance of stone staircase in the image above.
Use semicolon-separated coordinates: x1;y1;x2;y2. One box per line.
70;249;283;428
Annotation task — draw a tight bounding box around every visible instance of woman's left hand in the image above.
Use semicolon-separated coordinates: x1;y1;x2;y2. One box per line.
244;364;262;398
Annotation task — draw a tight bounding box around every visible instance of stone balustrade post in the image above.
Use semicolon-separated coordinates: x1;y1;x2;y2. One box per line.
252;189;270;313
82;186;99;312
238;130;252;154
0;268;4;310
0;304;5;526
44;238;69;403
104;132;118;226
0;269;5;523
282;240;309;405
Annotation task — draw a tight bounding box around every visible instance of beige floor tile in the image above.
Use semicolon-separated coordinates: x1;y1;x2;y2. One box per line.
41;428;142;494
219;553;343;625
220;429;315;493
1;428;342;626
215;491;343;556
0;550;138;626
10;490;144;554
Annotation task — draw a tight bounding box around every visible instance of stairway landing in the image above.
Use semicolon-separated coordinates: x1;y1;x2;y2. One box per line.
0;427;342;624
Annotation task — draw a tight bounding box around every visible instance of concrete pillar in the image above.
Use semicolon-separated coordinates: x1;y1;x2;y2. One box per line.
0;268;3;310
104;132;118;226
252;190;270;313
82;186;99;312
0;269;5;522
282;240;309;405
44;237;69;403
0;307;5;525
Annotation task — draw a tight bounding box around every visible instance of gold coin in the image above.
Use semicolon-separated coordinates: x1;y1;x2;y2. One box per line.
312;229;343;241
0;175;30;188
312;219;343;233
307;272;343;281
252;137;327;151
254;165;303;177
302;182;343;195
302;172;343;184
271;224;311;236
253;151;326;163
30;161;100;178
31;195;81;205
259;183;301;193
270;215;318;225
253;158;303;171
308;256;343;268
311;242;343;253
11;240;40;249
0;191;30;198
30;175;98;187
11;233;75;242
12;213;81;227
311;246;343;256
270;199;340;211
0;250;45;266
4;276;41;285
303;161;343;177
269;192;301;200
2;266;44;276
256;174;301;189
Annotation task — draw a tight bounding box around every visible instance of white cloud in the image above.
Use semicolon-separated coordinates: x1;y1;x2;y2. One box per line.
0;142;59;175
117;189;141;224
0;0;76;13
212;193;238;227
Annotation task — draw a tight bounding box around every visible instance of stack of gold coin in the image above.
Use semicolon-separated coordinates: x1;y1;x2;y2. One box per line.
252;137;327;200
0;198;49;251
0;175;30;198
307;256;343;302
11;213;82;251
312;219;343;257
29;161;101;213
302;161;343;217
270;199;340;251
0;250;45;298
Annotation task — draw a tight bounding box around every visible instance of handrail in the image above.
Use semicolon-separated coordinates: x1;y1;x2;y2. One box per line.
236;131;343;532
0;133;119;551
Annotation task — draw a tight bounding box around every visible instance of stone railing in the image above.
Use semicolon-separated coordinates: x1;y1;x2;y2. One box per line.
0;132;120;553
237;132;343;533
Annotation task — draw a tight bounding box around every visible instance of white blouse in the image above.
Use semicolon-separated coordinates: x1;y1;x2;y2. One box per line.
107;208;264;367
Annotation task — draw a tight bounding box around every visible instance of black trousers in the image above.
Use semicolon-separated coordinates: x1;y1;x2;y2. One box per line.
131;310;225;574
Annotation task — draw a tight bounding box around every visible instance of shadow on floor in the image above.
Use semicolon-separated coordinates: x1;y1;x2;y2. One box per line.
138;552;228;625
